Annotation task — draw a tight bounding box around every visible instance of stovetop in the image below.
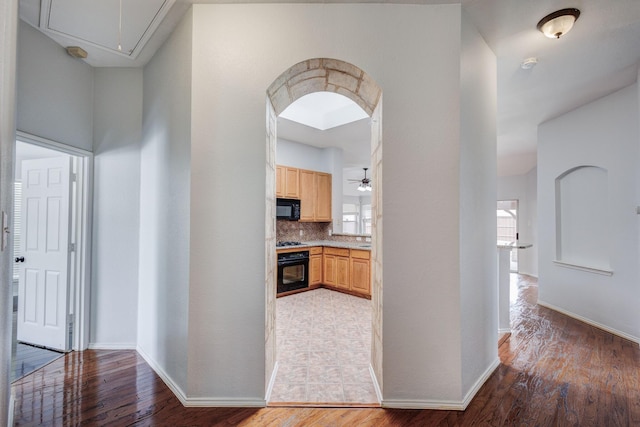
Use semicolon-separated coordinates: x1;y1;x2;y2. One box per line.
276;241;303;247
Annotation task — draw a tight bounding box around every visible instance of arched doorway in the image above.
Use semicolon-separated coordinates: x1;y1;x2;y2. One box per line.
264;58;383;404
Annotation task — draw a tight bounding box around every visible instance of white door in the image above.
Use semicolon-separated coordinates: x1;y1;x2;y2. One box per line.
17;157;72;351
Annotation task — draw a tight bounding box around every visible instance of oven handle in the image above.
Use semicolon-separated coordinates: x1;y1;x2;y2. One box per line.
278;258;309;267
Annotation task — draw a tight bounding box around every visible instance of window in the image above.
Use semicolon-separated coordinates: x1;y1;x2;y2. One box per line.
343;203;359;234
361;204;372;235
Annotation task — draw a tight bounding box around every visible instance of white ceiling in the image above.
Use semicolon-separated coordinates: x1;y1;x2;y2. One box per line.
280;92;369;131
18;0;640;176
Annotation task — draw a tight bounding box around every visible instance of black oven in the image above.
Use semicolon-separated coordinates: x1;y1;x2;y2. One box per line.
277;250;309;295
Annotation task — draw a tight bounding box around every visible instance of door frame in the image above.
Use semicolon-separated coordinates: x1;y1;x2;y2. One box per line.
16;131;93;351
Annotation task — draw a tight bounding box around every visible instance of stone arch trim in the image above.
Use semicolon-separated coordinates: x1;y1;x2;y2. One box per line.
267;58;382;116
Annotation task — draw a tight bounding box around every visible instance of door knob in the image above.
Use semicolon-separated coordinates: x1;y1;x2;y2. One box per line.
15;256;24;263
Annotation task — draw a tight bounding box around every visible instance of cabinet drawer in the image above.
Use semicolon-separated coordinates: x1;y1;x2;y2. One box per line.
350;249;370;260
324;247;350;257
309;247;323;255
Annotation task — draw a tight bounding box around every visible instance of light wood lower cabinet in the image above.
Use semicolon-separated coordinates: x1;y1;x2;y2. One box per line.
350;250;371;295
309;247;323;286
323;247;370;297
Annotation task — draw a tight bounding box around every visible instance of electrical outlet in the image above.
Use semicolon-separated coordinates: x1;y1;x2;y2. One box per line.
299;229;304;236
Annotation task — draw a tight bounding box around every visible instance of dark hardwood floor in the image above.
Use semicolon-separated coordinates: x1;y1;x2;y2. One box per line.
12;275;640;426
11;311;64;382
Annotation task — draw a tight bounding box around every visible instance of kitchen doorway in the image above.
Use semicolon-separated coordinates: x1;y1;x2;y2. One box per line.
497;200;518;272
12;132;92;376
265;58;383;406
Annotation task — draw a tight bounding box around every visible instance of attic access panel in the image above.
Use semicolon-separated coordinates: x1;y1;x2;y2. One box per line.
41;0;173;58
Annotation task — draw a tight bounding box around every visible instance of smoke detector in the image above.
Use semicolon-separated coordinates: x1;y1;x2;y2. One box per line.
520;57;538;70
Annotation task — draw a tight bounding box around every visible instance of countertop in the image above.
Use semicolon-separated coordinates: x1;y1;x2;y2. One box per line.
497;241;533;250
276;240;372;251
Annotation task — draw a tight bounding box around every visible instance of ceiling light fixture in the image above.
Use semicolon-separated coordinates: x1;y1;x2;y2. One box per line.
66;46;88;59
537;8;580;39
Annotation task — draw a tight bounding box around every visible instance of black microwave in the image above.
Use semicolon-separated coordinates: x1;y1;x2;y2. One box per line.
276;198;301;221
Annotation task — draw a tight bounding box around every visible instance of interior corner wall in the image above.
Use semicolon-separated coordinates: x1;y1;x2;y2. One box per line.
190;3;469;404
16;21;93;151
91;68;142;348
459;10;498;397
0;1;18;424
138;8;192;393
538;84;640;340
497;167;538;277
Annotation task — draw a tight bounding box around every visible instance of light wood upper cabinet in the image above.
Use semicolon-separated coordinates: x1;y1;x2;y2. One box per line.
299;169;315;221
315;172;332;222
299;169;332;222
276;165;300;199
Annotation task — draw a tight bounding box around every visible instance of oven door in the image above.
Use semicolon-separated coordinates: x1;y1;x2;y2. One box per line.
277;258;309;294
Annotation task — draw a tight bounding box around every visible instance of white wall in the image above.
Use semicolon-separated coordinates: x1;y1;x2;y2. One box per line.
16;22;93;151
276;138;333;173
91;68;142;347
138;9;192;393
538;83;640;341
497;167;538;277
188;3;495;405
459;10;497;396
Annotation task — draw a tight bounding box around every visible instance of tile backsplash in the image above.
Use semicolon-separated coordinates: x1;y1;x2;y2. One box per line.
276;220;331;242
276;221;371;244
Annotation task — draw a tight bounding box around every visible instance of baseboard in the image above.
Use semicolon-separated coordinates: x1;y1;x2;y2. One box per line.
461;357;500;409
382;357;499;410
368;364;383;403
538;300;640;344
88;342;137;350
265;361;279;402
383;399;466;410
136;346;189;405
136;346;267;408
182;397;267;407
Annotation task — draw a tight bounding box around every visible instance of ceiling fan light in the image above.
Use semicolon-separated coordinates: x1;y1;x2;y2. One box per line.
358;184;366;192
537;8;580;39
366;185;372;191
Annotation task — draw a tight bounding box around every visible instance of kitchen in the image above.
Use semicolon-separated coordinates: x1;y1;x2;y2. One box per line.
270;91;378;405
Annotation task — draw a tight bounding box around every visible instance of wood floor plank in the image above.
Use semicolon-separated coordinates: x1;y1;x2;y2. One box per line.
12;274;640;426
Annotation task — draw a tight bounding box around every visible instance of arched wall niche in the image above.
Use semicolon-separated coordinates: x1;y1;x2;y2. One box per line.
555;165;611;272
264;58;384;398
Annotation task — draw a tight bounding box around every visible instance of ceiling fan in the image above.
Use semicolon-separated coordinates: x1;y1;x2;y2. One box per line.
348;168;372;192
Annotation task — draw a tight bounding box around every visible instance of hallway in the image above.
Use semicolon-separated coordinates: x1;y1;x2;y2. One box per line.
12;274;640;425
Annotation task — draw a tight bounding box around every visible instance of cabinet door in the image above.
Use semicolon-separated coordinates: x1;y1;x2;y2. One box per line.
336;256;350;290
310;254;322;286
285;168;300;199
315;172;332;221
323;254;336;286
350;257;371;296
299;170;316;221
276;166;285;198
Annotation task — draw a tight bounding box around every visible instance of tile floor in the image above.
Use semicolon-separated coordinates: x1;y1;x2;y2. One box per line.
269;288;379;406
